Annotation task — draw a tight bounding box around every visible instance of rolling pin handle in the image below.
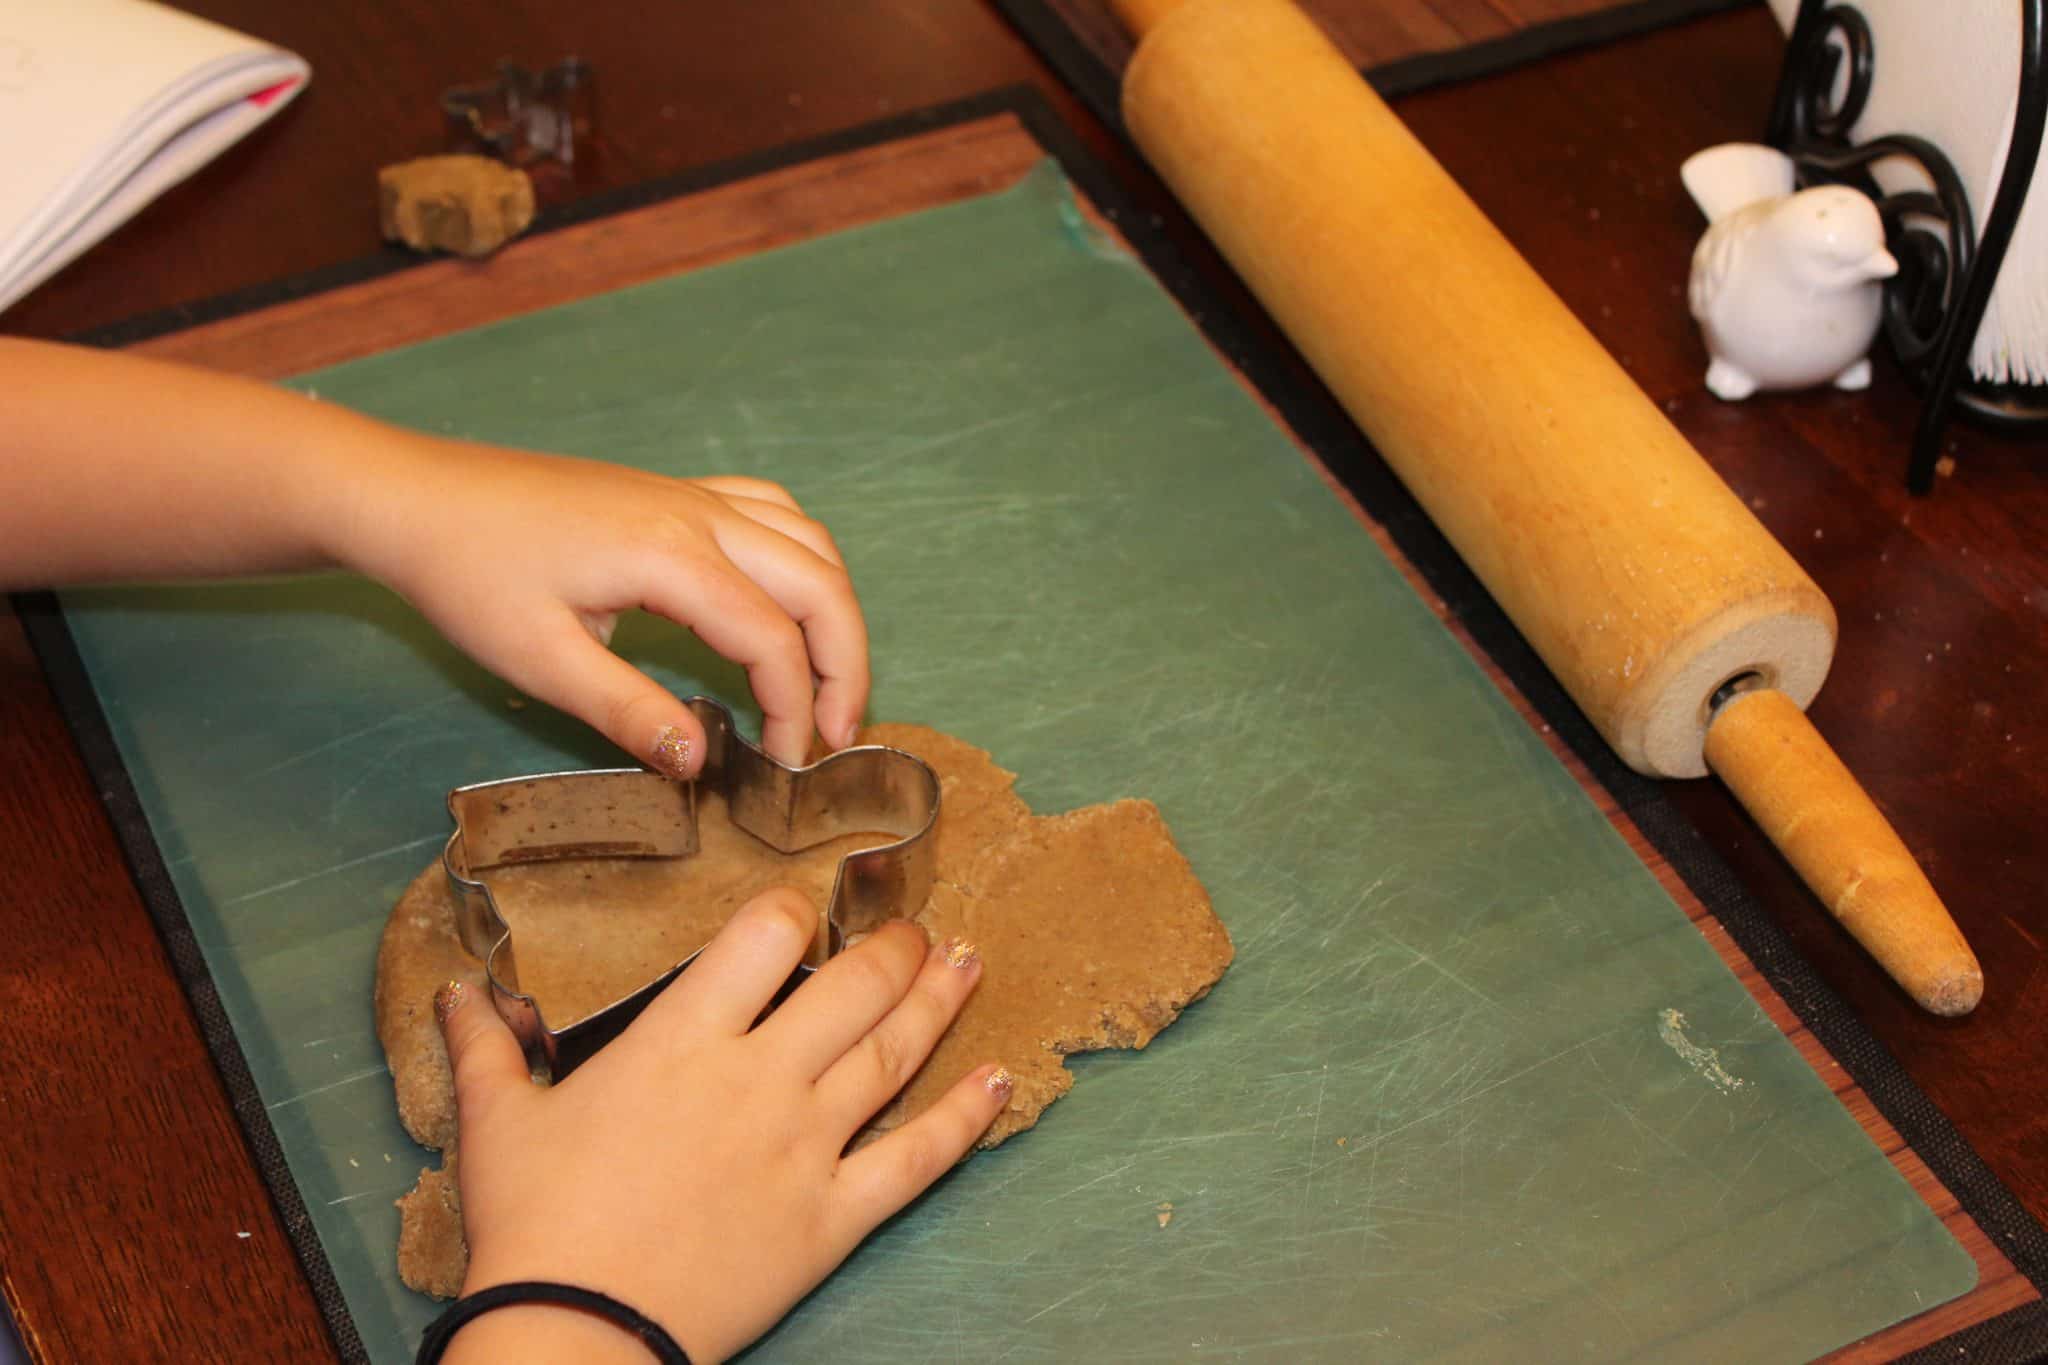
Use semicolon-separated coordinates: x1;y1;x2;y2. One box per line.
1702;687;1983;1016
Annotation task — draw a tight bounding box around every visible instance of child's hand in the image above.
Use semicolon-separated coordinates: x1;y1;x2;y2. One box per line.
2;342;857;771
344;436;868;772
433;889;1010;1364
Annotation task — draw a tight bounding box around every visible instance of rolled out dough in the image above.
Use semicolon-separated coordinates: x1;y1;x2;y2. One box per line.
375;722;1234;1296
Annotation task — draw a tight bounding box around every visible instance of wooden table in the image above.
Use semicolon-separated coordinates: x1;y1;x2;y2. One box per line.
2;3;2041;1360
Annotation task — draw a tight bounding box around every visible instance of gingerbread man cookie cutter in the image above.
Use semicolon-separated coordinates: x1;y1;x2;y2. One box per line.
440;57;594;169
444;695;939;1077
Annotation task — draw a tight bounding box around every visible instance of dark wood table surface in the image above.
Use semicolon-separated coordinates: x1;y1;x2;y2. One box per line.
1;3;2041;1360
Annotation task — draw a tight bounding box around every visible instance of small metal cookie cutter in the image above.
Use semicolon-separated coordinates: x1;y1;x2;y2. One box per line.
441;57;595;169
445;695;939;1078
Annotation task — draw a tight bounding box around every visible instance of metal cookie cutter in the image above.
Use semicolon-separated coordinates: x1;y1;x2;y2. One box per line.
445;695;939;1078
441;57;595;169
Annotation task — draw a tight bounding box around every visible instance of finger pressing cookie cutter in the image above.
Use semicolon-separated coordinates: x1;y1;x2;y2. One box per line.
445;695;939;1078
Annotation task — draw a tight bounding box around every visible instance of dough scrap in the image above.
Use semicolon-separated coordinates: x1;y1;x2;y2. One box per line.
375;722;1232;1295
377;154;536;258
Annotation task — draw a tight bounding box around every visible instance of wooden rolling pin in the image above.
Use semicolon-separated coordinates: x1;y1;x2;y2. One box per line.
1112;0;1982;1015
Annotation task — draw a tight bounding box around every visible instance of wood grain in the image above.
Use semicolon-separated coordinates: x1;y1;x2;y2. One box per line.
0;608;334;1362
1;0;1143;345
1043;0;1744;86
128;119;1052;379
0;3;2041;1361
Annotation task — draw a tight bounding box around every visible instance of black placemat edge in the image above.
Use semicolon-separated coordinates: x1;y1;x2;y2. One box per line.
25;76;2047;1361
11;589;373;1365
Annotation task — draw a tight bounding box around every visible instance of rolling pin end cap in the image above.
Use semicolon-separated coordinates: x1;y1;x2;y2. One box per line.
1918;960;1984;1017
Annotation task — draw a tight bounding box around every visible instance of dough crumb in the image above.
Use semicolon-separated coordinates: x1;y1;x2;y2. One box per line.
378;155;535;258
1656;1008;1746;1093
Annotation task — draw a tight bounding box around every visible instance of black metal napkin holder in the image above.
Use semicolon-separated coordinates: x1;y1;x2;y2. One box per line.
1765;0;2045;492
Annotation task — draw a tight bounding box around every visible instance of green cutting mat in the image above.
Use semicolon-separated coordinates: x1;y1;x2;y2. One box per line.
61;162;1973;1361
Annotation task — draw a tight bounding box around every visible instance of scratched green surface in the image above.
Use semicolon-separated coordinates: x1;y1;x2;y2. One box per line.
60;163;1973;1361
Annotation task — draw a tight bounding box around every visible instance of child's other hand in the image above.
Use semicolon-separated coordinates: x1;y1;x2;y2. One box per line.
347;437;867;772
434;889;1009;1364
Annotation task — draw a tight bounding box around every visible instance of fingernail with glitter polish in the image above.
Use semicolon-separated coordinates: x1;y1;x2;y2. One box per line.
985;1065;1015;1102
650;725;693;781
434;980;467;1025
942;937;980;970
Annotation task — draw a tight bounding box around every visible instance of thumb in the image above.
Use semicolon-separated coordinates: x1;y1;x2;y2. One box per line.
513;613;709;781
435;979;530;1129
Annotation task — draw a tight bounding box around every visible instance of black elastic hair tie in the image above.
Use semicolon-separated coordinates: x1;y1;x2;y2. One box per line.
416;1281;691;1363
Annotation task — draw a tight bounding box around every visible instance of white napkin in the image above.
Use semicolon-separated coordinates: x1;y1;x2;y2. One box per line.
0;0;308;314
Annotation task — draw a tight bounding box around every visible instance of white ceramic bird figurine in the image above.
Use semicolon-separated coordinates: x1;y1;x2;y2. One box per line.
1681;143;1899;401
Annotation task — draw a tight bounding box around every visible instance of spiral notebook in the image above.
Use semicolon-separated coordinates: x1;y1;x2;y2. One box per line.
0;0;307;314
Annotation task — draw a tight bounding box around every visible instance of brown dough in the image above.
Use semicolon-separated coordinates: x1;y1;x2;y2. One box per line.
377;154;536;258
375;723;1232;1295
393;1155;465;1300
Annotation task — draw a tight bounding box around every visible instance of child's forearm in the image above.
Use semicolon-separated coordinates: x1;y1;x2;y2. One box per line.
0;338;401;588
1;336;870;768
